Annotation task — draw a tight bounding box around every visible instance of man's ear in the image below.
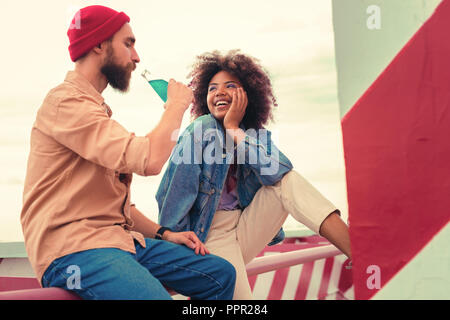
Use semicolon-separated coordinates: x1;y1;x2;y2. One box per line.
92;43;103;54
92;42;106;54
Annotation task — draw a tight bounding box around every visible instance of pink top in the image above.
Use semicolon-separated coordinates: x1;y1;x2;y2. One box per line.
218;164;240;211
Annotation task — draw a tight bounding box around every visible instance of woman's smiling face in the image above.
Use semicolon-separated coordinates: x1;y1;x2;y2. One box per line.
206;70;243;122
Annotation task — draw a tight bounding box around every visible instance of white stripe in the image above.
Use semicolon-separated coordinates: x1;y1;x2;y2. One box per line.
305;258;326;300
252;270;276;300
343;285;355;300
328;255;345;293
251;252;278;300
281;264;303;300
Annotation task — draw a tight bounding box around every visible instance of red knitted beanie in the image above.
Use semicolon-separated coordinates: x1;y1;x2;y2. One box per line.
67;5;130;62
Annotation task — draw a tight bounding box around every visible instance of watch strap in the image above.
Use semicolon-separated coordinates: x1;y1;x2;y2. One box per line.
155;226;172;240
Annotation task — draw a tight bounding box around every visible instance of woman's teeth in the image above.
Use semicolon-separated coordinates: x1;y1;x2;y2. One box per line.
216;101;229;106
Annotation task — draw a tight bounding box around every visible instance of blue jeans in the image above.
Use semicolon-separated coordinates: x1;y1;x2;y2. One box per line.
42;238;236;300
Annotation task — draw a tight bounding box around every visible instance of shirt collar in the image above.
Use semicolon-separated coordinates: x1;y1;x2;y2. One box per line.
64;70;105;106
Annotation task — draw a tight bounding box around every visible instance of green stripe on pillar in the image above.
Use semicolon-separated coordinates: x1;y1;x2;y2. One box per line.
332;0;440;118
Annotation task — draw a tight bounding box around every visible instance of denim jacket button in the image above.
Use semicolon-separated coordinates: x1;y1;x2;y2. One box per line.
201;227;204;232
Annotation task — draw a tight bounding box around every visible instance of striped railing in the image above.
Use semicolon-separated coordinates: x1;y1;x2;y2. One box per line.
0;244;344;300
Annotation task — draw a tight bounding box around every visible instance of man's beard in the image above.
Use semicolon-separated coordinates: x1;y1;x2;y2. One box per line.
100;46;135;92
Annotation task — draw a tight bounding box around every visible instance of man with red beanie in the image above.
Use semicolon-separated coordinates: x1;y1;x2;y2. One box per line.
20;5;236;300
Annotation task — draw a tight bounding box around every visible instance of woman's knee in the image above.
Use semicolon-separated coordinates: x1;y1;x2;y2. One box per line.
281;169;301;184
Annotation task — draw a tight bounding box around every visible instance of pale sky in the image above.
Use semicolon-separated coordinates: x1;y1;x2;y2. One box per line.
0;0;347;242
1;0;335;99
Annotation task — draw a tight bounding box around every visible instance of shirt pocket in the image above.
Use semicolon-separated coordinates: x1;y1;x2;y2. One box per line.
103;167;117;186
104;167;116;176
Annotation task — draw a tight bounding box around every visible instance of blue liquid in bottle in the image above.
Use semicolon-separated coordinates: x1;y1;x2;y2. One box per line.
141;69;168;102
149;79;168;102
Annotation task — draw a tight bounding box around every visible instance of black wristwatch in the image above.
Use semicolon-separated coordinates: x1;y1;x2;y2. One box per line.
155;226;172;240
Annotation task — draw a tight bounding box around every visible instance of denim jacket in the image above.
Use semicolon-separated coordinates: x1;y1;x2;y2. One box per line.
156;114;293;245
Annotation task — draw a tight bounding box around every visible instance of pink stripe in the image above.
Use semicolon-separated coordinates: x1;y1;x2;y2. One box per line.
294;261;314;300
0;277;40;292
248;274;257;292
0;287;81;300
267;268;289;300
317;257;334;300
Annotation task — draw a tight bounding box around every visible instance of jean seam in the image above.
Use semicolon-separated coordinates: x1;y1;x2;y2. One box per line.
147;261;224;300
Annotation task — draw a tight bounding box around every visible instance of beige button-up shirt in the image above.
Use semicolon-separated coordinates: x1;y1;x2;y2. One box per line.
21;71;149;284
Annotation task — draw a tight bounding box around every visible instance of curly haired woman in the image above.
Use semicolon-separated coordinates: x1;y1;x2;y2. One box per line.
156;50;351;299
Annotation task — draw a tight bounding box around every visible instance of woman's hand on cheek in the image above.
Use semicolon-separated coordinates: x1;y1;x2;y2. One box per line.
223;88;248;130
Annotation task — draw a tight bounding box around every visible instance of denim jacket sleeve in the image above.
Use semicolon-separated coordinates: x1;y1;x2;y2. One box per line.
236;129;293;186
156;129;201;231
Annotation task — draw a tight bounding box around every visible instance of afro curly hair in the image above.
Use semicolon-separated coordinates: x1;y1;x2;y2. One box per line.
188;50;277;130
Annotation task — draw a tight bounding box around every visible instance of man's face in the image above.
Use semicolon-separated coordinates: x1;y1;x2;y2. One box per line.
100;23;140;92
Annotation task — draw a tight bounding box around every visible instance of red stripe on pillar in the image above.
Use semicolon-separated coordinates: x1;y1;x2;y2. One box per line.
267;268;289;300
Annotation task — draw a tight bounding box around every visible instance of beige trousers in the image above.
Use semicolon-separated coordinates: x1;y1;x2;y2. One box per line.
204;170;338;300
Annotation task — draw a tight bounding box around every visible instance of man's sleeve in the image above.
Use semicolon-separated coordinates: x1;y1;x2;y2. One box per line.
51;94;150;175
